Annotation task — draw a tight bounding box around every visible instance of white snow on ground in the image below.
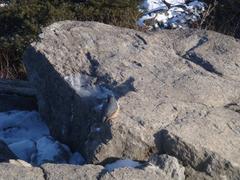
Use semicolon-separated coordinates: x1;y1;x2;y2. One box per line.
0;0;8;7
0;3;7;7
105;159;142;172
0;111;85;166
0;111;49;144
32;136;71;165
142;0;168;12
138;0;206;29
0;112;142;169
165;0;185;5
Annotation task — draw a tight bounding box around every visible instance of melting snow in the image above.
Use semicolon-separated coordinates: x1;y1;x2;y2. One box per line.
0;3;7;7
138;0;207;29
0;111;84;166
0;0;8;7
0;111;49;144
105;159;142;172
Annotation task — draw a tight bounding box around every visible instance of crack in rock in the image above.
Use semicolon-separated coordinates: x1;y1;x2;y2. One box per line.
224;103;240;113
40;166;48;180
135;33;148;45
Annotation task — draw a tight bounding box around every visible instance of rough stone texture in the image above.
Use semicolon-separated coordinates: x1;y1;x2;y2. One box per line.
41;163;104;180
101;167;167;180
149;154;185;180
101;159;185;180
160;130;240;180
23;21;240;178
0;163;44;180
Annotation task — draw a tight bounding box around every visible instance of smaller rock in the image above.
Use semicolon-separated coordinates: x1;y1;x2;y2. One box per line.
0;163;43;180
148;154;185;180
101;167;167;180
8;140;36;162
41;164;104;180
9;159;32;168
0;140;17;161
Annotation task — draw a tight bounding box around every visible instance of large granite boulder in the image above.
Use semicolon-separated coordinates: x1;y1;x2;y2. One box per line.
23;21;240;178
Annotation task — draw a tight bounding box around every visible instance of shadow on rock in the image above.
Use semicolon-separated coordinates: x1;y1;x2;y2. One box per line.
153;129;240;179
23;47;136;163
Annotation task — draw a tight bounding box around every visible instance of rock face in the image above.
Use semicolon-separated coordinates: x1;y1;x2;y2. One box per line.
149;154;185;180
23;21;240;179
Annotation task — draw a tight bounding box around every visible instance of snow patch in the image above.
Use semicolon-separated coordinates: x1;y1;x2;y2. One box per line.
0;111;49;144
0;111;84;166
138;0;207;29
32;136;71;165
0;3;7;7
105;159;142;172
64;73;113;99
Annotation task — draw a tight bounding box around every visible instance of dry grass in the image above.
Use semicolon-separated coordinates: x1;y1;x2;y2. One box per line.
0;49;26;80
0;0;141;80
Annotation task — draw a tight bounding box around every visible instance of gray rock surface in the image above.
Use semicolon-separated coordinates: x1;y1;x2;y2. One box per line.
0;161;180;180
23;21;240;179
101;157;184;180
100;167;167;180
0;163;44;180
160;130;240;179
41;163;104;180
149;154;185;180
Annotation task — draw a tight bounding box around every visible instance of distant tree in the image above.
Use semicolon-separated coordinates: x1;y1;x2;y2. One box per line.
0;0;141;79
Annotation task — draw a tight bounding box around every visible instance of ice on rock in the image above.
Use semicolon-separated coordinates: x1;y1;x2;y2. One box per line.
32;136;71;165
0;111;85;166
8;140;36;162
64;73;113;99
0;111;50;144
105;159;142;172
